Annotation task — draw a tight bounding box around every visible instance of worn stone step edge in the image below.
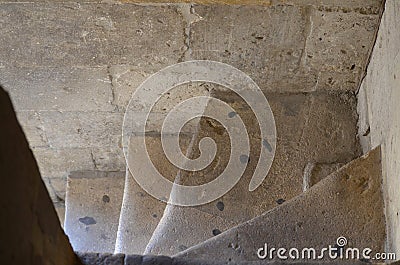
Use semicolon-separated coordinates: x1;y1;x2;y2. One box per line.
77;252;388;265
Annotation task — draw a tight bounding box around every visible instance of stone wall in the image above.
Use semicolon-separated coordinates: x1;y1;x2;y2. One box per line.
0;0;383;216
357;0;400;258
0;86;81;265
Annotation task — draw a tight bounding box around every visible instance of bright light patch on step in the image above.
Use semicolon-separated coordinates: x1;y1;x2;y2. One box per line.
122;60;276;206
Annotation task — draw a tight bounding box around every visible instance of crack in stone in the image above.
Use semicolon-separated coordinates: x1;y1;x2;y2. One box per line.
90;150;99;170
177;4;202;62
106;65;119;112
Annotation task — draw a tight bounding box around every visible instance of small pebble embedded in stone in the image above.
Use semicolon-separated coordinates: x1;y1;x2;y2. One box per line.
216;201;225;211
276;198;285;205
79;216;96;225
102;195;110;203
212;229;222;236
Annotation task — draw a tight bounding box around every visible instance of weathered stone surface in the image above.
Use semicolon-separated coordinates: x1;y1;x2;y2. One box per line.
32;147;95;179
0;67;114;112
43;176;67;202
357;0;400;258
0;86;82;265
76;252;385;265
0;3;185;68
176;148;385;263
0;0;383;210
115;170;166;255
146;90;361;256
116;133;193;254
38;111;123;149
145;206;235;255
65;171;125;253
302;162;343;191
305;7;381;91
92;145;126;172
15;111;49;148
190;5;316;93
78;252;125;265
189;4;381;92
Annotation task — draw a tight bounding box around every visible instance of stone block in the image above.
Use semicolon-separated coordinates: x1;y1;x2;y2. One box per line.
0;67;114;112
32;147;95;178
190;5;317;93
15;111;49;148
306;7;381;91
65;171;125;253
38;111;123;149
78;252;124;265
0;3;185;68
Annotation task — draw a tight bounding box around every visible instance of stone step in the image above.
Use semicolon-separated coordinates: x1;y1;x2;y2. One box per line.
64;171;125;253
77;252;389;265
145;90;360;256
115;133;194;254
174;148;385;263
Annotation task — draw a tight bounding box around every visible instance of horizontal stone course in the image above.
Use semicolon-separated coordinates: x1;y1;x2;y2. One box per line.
0;3;185;68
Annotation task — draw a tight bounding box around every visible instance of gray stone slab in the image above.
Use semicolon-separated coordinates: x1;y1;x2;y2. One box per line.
0;67;114;112
190;5;317;93
32;147;95;179
176;148;385;263
38;111;123;149
189;4;382;92
0;3;185;68
65;171;125;253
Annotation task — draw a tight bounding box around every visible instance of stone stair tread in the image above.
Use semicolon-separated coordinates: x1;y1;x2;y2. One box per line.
77;252;388;265
64;171;125;253
174;148;385;263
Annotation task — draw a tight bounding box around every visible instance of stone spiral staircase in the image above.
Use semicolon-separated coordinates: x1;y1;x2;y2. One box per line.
1;0;399;264
58;0;394;264
64;93;388;264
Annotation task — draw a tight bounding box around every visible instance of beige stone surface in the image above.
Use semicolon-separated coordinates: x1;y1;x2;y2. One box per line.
0;1;383;208
64;171;125;253
176;148;386;263
145;89;361;256
357;0;400;258
115;133;193;254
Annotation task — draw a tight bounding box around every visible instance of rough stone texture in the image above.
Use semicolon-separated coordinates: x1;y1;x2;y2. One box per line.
145;205;236;255
189;4;382;92
115;134;193;254
76;253;387;265
356;0;400;259
0;0;383;209
0;4;185;68
0;86;82;265
145;90;361;256
64;171;125;253
176;148;386;263
302;162;343;191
